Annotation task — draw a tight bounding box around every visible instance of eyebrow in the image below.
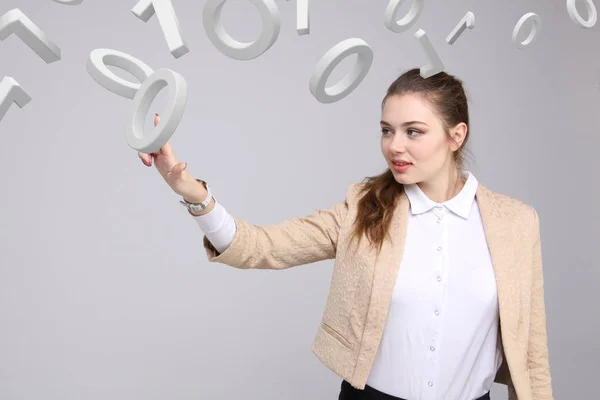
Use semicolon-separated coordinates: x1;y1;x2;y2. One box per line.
380;120;429;127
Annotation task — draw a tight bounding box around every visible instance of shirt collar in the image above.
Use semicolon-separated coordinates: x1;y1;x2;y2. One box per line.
404;170;478;219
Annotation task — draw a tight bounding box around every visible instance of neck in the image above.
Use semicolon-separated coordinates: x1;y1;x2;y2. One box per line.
417;167;465;203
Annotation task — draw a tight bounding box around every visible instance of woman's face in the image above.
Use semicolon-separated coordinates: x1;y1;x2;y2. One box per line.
380;93;464;186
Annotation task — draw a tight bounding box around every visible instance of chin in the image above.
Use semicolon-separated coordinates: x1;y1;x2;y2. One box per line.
390;169;415;185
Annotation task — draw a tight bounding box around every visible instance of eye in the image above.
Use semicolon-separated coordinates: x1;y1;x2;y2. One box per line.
381;128;392;136
407;128;422;137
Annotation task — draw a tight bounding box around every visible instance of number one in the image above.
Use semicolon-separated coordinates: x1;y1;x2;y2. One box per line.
132;0;189;58
415;29;445;79
0;77;32;123
296;0;310;35
0;9;61;64
446;11;475;45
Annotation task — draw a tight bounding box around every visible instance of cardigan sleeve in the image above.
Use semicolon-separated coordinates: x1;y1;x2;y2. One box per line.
200;184;357;270
528;208;554;400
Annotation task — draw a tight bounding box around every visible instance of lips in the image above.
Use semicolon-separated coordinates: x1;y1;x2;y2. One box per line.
392;160;412;166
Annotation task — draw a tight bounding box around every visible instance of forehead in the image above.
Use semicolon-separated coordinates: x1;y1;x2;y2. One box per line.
381;93;437;125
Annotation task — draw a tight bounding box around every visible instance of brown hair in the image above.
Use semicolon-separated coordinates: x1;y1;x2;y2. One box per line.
349;68;472;253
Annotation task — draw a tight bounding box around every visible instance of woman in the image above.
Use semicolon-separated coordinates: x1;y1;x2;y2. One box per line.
139;68;553;400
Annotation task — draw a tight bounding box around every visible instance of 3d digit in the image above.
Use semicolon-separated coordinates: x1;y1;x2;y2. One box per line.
132;0;189;58
309;38;373;104
0;77;31;123
567;0;597;29
512;12;542;49
126;68;187;154
296;0;309;35
203;0;281;60
0;9;61;63
446;11;475;45
51;0;85;4
384;0;424;33
86;48;154;99
415;29;445;79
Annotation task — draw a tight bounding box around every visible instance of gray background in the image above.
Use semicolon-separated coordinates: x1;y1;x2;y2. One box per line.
0;0;598;399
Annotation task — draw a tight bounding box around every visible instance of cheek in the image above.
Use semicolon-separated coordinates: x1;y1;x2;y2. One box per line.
413;139;447;161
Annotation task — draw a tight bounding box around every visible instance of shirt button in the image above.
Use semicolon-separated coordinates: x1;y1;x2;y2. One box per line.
428;381;434;387
437;219;441;223
430;346;435;351
434;310;440;315
437;276;442;282
437;246;442;251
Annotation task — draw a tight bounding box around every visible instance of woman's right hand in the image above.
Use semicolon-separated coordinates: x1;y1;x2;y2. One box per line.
138;113;205;202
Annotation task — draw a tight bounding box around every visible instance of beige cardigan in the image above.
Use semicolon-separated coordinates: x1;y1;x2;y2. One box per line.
201;182;553;400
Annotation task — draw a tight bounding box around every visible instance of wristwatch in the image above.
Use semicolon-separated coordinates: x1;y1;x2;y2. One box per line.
179;179;212;213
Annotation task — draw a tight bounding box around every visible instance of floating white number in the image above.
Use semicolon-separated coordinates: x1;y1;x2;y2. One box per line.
132;0;189;58
309;38;373;104
446;11;475;45
202;0;281;60
384;0;425;33
86;48;154;99
0;9;61;63
512;12;542;49
415;29;445;78
566;0;597;29
126;69;187;154
0;77;31;123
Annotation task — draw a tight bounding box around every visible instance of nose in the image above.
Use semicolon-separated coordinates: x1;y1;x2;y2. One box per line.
388;132;408;153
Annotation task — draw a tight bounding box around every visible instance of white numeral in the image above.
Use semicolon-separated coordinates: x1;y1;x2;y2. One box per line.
0;9;61;63
126;69;187;154
384;0;424;33
446;11;475;45
51;0;85;5
0;77;32;123
296;0;310;35
415;29;445;79
203;0;281;60
85;50;187;152
512;12;542;49
132;0;189;58
309;38;373;104
567;0;597;28
86;48;154;99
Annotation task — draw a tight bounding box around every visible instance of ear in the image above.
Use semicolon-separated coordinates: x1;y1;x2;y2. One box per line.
449;122;468;151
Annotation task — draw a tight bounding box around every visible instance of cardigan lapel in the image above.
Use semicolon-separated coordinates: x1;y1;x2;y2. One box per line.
475;184;519;365
354;192;410;359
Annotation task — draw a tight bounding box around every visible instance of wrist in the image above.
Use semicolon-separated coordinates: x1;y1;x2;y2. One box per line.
182;179;208;204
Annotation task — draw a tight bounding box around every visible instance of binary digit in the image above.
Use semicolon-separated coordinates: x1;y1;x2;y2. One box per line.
415;29;445;79
126;69;187;154
384;0;424;33
567;0;597;28
203;0;280;60
0;9;61;63
132;0;189;58
51;0;85;4
86;48;154;99
446;11;475;45
0;77;31;123
296;0;310;35
309;38;373;104
512;12;542;49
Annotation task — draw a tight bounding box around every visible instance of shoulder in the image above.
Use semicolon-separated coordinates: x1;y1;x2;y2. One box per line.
343;182;370;205
478;183;539;227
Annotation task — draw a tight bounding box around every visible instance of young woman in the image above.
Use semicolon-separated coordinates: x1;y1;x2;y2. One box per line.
139;68;553;400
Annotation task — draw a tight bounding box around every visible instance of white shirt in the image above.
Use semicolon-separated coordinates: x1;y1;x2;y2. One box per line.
366;171;503;400
191;171;503;400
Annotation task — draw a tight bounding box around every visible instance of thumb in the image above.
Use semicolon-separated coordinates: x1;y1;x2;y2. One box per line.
167;161;187;179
